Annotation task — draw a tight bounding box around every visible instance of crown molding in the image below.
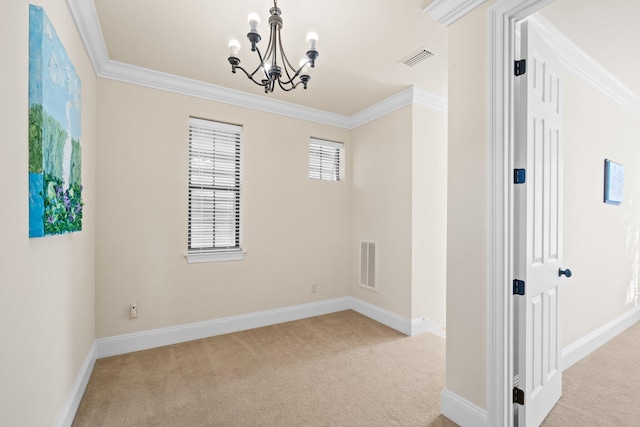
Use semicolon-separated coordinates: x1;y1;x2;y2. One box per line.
424;0;488;26
414;89;448;113
349;87;414;128
66;0;109;73
350;87;448;128
100;60;353;128
67;0;447;130
529;14;640;117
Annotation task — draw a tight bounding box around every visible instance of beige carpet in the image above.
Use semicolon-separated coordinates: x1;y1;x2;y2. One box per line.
74;310;640;426
73;310;455;426
542;321;640;426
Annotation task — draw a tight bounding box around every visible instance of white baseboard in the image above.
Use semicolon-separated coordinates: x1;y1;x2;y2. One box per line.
348;298;446;337
53;342;97;427
349;298;413;335
97;297;352;358
561;306;640;371
411;316;446;338
441;388;488;427
97;297;446;358
350;300;445;337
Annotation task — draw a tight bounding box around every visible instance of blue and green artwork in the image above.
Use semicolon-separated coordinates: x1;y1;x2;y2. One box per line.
29;5;83;237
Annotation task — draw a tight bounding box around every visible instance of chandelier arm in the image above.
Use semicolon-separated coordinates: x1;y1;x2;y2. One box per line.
278;61;310;86
248;64;268;81
276;60;307;86
275;50;303;87
277;42;296;85
262;26;275;66
277;27;298;73
248;46;270;81
277;78;306;92
232;64;270;88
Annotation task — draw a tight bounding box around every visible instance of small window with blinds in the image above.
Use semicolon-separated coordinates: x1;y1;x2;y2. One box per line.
309;138;344;181
187;117;243;263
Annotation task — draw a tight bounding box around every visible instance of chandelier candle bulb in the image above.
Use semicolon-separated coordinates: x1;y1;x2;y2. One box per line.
306;32;318;50
228;39;241;57
247;13;260;32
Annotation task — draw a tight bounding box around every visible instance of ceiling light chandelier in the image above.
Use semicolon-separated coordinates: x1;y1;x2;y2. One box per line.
227;0;319;93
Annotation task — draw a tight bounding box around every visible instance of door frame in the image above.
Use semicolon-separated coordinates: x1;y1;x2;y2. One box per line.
487;0;557;425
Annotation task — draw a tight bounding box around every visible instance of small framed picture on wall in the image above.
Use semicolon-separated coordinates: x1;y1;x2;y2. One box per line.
604;159;624;205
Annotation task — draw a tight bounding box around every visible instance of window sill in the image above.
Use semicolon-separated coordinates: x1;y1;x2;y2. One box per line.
186;250;245;264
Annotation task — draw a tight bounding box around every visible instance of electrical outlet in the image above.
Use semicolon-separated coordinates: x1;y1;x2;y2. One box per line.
130;302;138;318
311;283;317;293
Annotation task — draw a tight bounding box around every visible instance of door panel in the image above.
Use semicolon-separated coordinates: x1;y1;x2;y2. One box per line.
515;20;563;427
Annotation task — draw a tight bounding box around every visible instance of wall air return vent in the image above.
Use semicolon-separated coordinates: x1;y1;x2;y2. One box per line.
359;240;377;290
399;47;435;67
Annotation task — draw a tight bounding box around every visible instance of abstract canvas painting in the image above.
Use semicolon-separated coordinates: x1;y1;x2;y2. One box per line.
29;4;83;237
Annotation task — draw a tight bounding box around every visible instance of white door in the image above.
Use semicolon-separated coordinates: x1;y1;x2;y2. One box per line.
514;20;567;427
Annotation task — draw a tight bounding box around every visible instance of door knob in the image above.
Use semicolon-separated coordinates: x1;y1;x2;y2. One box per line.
558;268;572;278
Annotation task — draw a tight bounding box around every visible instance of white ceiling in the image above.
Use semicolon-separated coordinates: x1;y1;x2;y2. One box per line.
88;0;639;117
93;0;448;117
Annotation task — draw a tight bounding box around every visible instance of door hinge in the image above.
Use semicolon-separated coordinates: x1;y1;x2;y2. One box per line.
514;59;527;76
514;168;526;184
513;387;525;405
513;279;525;296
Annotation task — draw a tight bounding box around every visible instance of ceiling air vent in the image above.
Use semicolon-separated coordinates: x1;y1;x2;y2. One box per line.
400;47;435;67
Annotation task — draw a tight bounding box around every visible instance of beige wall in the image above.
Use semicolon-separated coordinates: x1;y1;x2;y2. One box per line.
94;80;450;339
95;80;352;337
562;74;640;346
445;1;491;409
412;105;448;326
349;104;448;326
350;107;413;318
0;1;97;425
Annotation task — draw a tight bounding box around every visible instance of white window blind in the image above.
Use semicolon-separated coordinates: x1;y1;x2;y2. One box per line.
309;138;343;181
188;117;242;261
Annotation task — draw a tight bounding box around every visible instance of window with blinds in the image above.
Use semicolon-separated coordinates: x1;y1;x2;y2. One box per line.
187;117;243;263
309;138;344;181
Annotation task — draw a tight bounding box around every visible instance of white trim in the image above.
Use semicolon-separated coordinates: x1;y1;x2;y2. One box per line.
101;60;353;128
95;297;444;359
350;298;412;335
411;316;446;338
97;297;351;358
562;306;640;371
487;1;556;426
186;251;245;264
349;87;447;129
349;88;414;128
66;0;110;73
424;0;489;26
441;388;489;427
53;342;97;427
529;15;640;118
66;1;447;129
413;89;448;113
351;298;446;337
